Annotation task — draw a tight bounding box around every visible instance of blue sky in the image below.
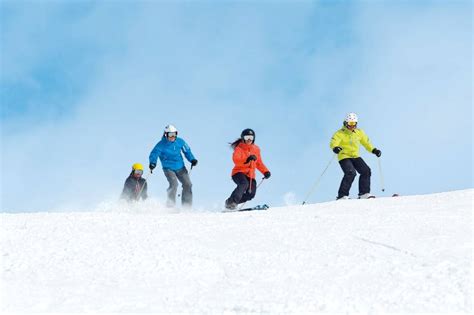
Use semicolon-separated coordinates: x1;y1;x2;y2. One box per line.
1;0;472;212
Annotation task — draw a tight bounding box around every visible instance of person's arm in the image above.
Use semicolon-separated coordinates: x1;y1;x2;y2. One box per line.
330;131;342;149
121;178;133;200
149;142;163;164
330;131;343;154
149;142;163;171
359;129;375;152
181;139;196;163
256;148;269;176
141;180;148;200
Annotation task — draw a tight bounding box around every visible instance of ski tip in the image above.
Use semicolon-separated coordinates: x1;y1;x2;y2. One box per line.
392;194;400;197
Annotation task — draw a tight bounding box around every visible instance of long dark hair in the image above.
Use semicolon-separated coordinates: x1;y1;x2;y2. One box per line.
230;138;242;149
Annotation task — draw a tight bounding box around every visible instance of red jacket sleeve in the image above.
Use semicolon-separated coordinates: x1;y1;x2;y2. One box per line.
255;147;269;175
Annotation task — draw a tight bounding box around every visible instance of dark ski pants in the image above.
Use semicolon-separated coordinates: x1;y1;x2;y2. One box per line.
338;157;371;198
163;167;192;208
228;173;257;205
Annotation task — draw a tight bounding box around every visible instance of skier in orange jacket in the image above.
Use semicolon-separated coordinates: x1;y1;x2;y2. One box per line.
225;128;271;210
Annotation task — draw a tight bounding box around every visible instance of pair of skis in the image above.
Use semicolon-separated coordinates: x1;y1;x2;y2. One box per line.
222;204;269;213
221;194;400;212
362;194;400;199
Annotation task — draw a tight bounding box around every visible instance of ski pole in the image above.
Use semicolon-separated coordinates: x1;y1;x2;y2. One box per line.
238;177;265;210
302;154;336;205
136;176;148;200
247;161;255;193
377;158;385;192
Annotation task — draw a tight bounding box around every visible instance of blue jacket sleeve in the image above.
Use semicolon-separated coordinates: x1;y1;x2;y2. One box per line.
181;139;195;162
149;142;163;164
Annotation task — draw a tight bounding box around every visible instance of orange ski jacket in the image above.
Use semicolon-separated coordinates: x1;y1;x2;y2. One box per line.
231;142;269;179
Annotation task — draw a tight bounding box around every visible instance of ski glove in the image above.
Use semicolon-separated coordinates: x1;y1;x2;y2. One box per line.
245;155;257;164
333;147;343;154
264;171;271;179
191;159;198;167
149;163;156;173
372;148;382;157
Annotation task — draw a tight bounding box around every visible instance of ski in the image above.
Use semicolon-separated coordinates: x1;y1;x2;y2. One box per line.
222;204;269;213
358;194;400;199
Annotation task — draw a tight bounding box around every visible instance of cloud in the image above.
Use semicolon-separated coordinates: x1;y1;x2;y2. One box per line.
1;1;471;212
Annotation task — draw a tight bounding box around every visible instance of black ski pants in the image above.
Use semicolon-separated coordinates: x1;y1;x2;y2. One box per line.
338;157;371;198
228;172;257;204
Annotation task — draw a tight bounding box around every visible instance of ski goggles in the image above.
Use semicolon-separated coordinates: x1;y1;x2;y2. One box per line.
134;170;143;175
243;135;254;141
347;121;357;126
166;132;177;138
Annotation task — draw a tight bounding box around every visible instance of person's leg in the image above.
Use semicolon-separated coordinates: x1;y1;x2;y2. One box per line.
338;158;356;198
163;169;179;207
240;178;257;202
352;157;371;196
226;173;250;206
176;168;193;208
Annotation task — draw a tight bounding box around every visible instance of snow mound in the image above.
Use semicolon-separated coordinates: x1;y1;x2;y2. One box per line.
1;190;472;313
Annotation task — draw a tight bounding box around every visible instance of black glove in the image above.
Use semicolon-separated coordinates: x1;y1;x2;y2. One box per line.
149;163;156;173
264;171;271;179
245;155;257;164
372;148;382;157
333;146;343;154
191;159;198;167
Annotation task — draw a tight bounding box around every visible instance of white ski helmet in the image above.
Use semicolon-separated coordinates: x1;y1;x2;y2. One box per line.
164;124;178;136
344;113;358;128
345;112;358;124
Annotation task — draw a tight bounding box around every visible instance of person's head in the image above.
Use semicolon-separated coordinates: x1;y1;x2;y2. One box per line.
230;128;256;149
240;128;255;145
164;124;178;142
343;112;358;131
131;163;144;178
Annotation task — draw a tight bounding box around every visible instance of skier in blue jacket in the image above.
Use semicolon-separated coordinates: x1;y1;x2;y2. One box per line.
149;124;198;208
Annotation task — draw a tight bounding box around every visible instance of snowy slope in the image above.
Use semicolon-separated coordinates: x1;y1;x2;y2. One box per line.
1;190;472;313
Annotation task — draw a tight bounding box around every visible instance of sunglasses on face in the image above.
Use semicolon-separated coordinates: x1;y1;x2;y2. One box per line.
134;170;143;175
347;121;357;126
243;135;254;141
167;132;177;138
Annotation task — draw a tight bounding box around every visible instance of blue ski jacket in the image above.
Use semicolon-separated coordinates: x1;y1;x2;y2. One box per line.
149;136;196;171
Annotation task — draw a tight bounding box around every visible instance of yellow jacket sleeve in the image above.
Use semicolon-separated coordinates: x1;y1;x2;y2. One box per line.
358;129;375;153
330;130;342;149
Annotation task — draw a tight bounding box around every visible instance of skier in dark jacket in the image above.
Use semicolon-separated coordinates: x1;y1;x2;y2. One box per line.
121;163;148;201
149;124;197;208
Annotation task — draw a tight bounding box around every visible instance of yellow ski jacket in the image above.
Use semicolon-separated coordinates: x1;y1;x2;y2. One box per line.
330;127;375;161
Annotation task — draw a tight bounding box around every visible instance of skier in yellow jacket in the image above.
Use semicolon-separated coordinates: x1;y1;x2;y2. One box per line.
330;113;382;200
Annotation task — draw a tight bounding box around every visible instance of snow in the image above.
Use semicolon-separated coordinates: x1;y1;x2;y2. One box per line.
1;190;472;313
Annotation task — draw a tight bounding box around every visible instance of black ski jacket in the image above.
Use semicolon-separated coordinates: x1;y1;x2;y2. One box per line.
121;174;148;201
